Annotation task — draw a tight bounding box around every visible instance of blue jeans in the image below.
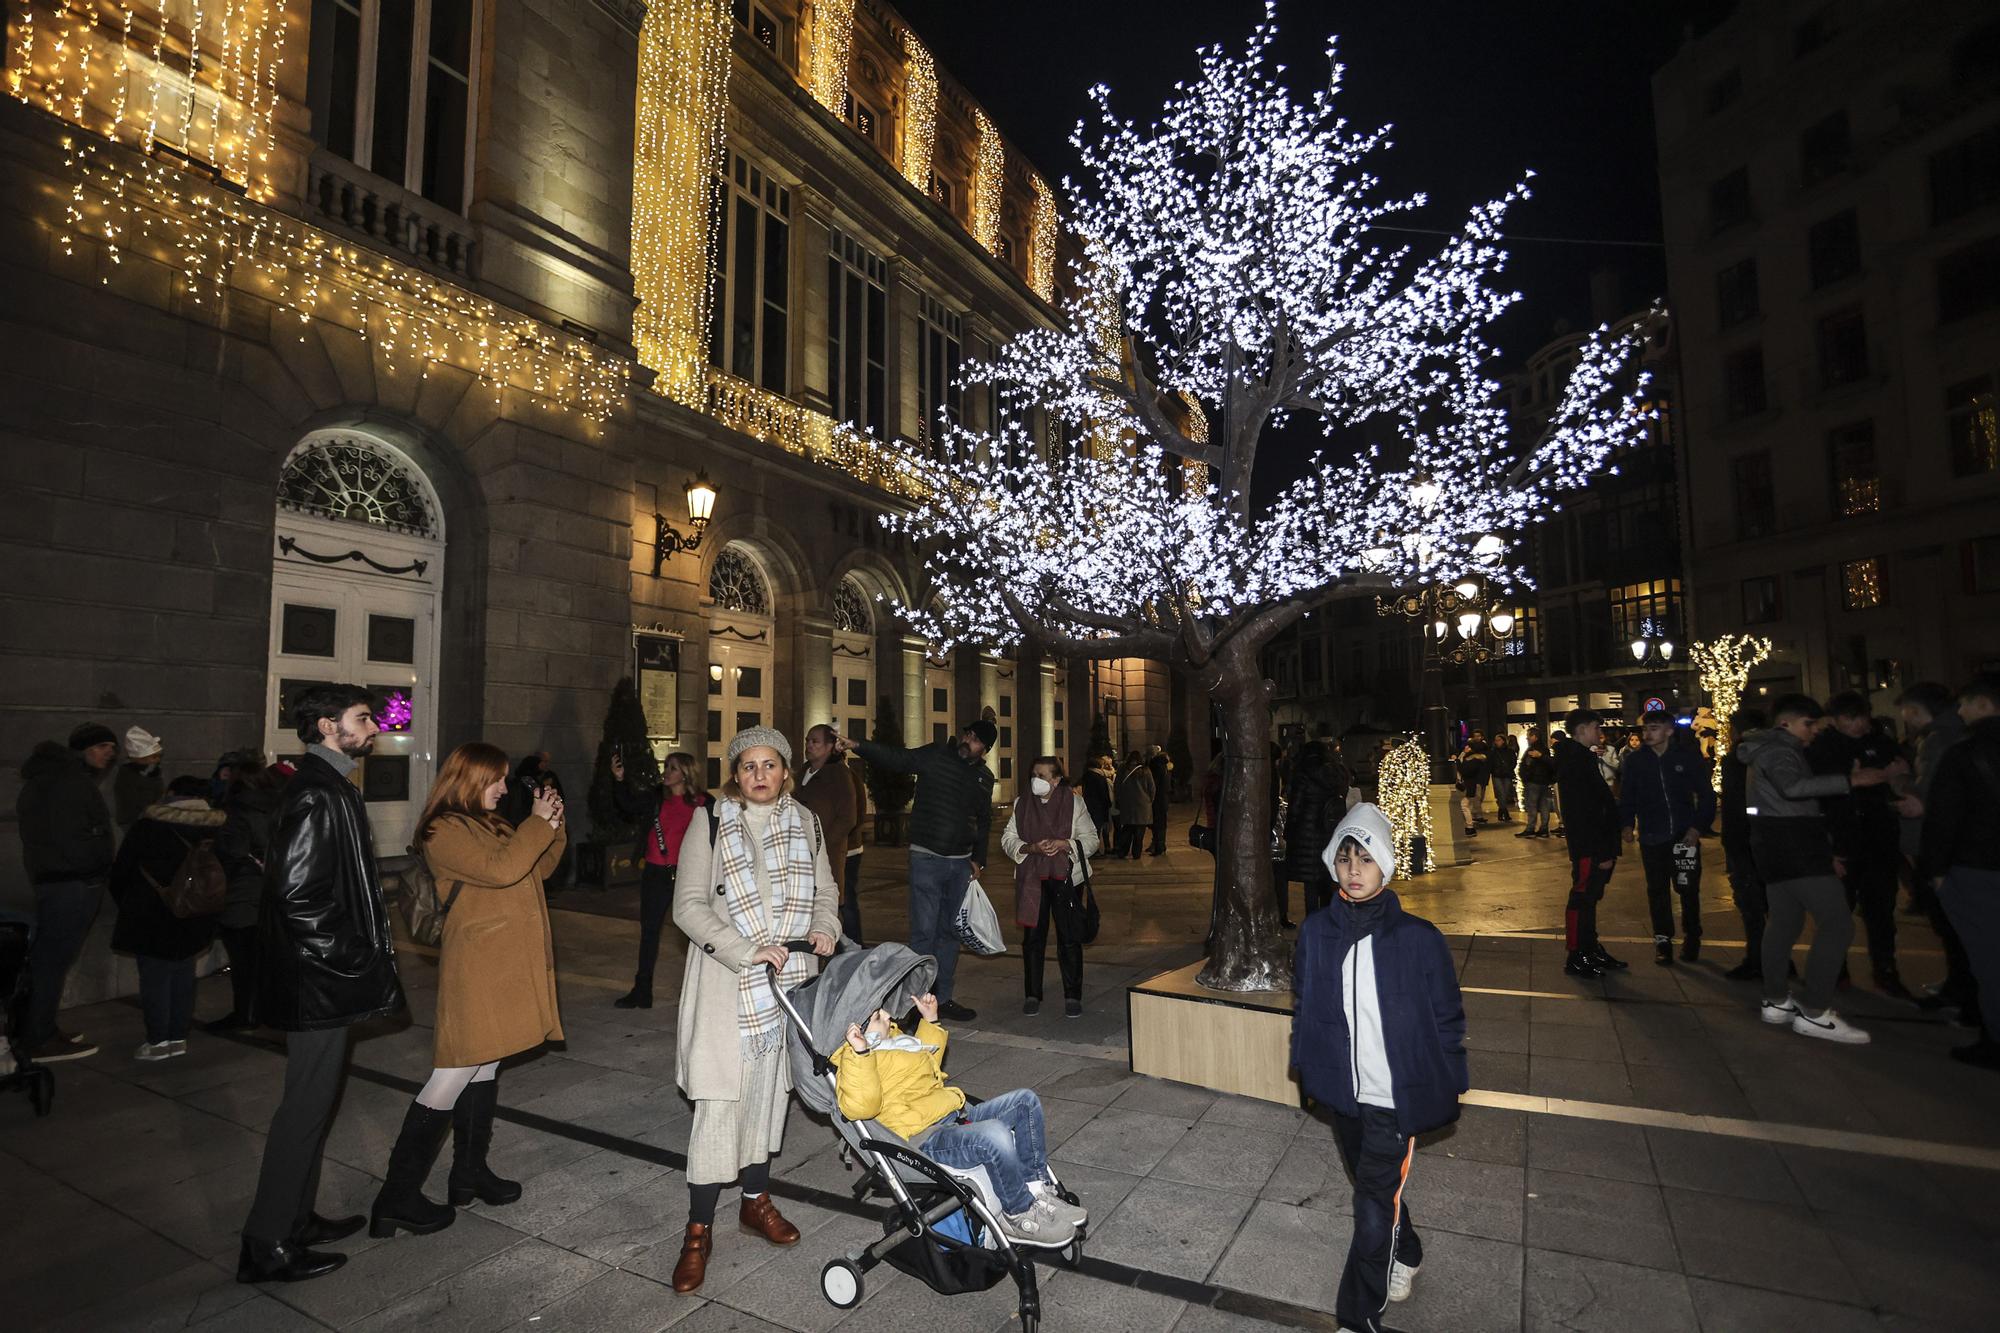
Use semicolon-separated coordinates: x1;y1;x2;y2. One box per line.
137;954;195;1043
920;1088;1048;1215
27;878;103;1046
908;850;972;1002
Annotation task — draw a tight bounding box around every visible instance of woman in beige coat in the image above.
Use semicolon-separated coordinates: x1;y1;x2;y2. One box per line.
370;742;567;1241
668;725;838;1293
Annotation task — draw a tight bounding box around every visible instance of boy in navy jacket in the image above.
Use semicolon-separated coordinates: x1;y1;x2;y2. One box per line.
1291;804;1467;1332
1618;709;1717;965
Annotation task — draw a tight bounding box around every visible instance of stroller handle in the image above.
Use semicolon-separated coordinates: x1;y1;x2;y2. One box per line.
762;937;835;968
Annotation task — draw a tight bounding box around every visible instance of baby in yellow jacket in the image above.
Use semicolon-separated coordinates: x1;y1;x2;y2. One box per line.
830;992;1087;1247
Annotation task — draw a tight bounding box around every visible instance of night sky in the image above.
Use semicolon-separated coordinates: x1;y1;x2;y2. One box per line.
895;0;1726;357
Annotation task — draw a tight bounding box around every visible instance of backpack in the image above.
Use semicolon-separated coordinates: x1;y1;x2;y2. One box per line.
144;835;228;919
399;842;464;948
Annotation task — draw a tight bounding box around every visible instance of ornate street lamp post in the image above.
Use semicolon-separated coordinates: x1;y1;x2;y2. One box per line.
1378;575;1516;783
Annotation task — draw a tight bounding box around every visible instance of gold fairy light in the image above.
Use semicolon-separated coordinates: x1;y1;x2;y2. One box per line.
1692;634;1772;789
1179;390;1210;491
973;107;1004;254
631;0;733;404
899;28;936;190
808;0;854;115
1028;173;1057;300
1377;737;1434;875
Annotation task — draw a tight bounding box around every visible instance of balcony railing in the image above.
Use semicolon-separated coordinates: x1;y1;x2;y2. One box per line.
306;150;478;280
699;367;925;499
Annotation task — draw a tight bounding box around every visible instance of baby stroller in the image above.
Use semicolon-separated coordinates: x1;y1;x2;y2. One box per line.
0;912;56;1115
768;940;1084;1331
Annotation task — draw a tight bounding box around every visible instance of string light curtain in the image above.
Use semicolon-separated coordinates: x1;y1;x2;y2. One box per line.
631;0;734;404
1028;173;1057;300
808;0;854;115
899;28;936;190
972;107;1004;254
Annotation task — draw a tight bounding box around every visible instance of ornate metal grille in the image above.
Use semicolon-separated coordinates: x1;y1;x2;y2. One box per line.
833;578;872;634
279;439;437;537
708;547;770;616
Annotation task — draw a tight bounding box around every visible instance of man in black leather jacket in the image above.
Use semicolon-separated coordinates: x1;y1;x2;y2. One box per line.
239;684;405;1285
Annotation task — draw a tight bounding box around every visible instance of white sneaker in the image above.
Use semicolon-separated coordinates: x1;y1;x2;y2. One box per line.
1388;1258;1419;1302
1001;1200;1075;1248
165;1040;188;1058
1028;1186;1088;1229
134;1041;175;1062
1760;995;1800;1025
1792;1008;1871;1044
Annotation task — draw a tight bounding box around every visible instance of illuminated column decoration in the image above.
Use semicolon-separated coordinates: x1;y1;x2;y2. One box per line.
1377;737;1434;875
632;0;733;404
972;107;1004;254
807;0;854;115
1692;634;1773;790
1028;174;1057;300
899;28;936;189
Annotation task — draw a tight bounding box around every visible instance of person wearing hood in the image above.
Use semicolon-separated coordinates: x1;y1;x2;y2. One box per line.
1738;695;1895;1045
114;726;167;827
108;775;224;1060
15;721;120;1063
1291;804;1466;1332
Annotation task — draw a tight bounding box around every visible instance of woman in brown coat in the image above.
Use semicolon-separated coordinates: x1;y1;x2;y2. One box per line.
369;743;567;1241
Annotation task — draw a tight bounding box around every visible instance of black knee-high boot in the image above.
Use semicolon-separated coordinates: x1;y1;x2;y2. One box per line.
449;1080;522;1206
370;1103;457;1238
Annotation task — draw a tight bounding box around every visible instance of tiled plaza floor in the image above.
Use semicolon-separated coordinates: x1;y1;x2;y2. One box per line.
7;814;1999;1330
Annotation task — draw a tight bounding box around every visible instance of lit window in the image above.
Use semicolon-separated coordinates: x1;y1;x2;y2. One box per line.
827;230;888;436
1841;558;1884;611
708;151;791;394
1946;376;2000;477
917;293;964;456
1827;421;1880;517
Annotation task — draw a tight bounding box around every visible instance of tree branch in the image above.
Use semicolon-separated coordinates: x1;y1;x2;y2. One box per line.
1000;590;1178;661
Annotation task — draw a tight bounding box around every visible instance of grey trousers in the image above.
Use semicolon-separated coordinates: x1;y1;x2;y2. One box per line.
1762;875;1852;1014
243;1026;354;1244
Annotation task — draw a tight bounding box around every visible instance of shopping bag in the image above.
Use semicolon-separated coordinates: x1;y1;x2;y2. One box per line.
951;877;1006;956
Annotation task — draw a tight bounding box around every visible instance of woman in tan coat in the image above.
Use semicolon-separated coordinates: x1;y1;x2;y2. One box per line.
369;742;567;1240
668;725;838;1293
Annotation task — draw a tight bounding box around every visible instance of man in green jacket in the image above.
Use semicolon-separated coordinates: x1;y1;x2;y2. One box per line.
842;719;996;1020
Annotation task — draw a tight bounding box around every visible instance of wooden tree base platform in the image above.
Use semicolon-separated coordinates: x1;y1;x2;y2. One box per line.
1127;961;1300;1105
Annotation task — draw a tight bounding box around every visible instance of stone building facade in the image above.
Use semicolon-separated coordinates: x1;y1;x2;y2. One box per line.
0;0;1188;948
1653;1;2000;704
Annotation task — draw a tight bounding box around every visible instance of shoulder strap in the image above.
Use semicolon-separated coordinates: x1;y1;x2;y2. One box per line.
440;880;465;916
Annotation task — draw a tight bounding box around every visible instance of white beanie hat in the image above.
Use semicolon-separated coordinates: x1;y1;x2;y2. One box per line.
725;725;793;769
1321;802;1398;885
124;726;163;760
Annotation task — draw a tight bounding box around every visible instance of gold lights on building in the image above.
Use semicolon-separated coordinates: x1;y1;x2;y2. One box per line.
1376;737;1435;876
632;0;734;405
973;107;1004;255
1028;174;1058;300
899;28;937;191
808;0;854;115
1691;634;1773;790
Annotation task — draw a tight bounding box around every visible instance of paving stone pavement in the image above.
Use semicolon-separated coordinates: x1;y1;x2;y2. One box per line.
6;813;2000;1330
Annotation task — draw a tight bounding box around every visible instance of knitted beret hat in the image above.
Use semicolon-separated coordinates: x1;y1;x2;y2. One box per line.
725;725;793;769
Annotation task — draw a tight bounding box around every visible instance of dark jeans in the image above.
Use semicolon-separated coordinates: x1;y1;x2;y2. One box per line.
1149;808;1168;854
27;878;103;1045
1941;868;2000;1037
1280;870;1334;920
908;850;973;1003
244;1025;353;1244
1565;856;1612;953
1638;841;1701;944
1330;1105;1423;1333
920;1088;1049;1215
1021;878;1083;1002
1837;841;1900;975
1492;776;1517;819
1522;783;1553;833
841;851;864;945
1726;848;1766;966
1117;826;1146;859
1914;862;1979;1010
631;862;677;994
137;954;196;1043
218;924;257;1017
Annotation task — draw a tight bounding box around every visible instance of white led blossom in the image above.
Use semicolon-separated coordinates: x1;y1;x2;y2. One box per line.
878;10;1653;991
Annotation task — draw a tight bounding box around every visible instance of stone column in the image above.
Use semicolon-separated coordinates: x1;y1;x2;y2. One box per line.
889;259;923;447
794;612;837;740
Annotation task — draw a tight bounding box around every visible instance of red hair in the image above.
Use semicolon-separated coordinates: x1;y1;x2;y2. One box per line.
418;742;512;840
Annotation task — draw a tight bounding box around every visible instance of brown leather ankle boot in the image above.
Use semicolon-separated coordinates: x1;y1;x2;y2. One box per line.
738;1193;800;1245
670;1223;711;1293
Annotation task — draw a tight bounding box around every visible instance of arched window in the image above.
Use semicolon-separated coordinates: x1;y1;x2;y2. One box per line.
833;577;873;634
708;546;770;616
279;436;440;538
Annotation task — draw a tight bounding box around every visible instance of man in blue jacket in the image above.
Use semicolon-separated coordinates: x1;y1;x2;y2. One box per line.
1292;804;1467;1332
1619;710;1717;966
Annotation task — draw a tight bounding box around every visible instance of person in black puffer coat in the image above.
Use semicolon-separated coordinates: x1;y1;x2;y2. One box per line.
210;758;290;1032
110;777;224;1059
1281;744;1346;922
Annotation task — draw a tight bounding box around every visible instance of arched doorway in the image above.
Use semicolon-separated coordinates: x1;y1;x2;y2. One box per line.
268;431;445;851
706;543;775;789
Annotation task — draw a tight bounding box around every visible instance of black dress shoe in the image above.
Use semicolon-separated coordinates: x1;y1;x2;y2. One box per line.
1023;997;1041;1015
237;1237;346;1284
613;988;653;1010
1724;959;1761;981
938;1000;978;1022
1680;937;1701;963
1563;951;1604;978
297;1212;366;1245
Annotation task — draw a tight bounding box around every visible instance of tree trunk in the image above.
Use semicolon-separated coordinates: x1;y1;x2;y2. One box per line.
1194;661;1292;993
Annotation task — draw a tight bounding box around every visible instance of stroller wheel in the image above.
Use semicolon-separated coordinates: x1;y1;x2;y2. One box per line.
819;1257;863;1309
1061;1233;1084;1266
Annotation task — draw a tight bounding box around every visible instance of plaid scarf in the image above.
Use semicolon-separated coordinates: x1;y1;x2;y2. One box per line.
711;795;819;1056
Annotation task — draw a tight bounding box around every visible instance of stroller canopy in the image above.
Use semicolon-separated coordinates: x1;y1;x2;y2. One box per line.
785;942;938;1115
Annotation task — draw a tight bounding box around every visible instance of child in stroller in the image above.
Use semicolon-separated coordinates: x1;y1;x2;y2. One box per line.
831;990;1086;1248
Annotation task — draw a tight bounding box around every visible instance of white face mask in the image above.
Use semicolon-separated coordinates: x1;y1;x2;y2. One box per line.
1031;776;1053;798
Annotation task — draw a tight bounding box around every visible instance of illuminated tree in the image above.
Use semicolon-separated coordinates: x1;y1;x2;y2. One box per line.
882;11;1653;990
